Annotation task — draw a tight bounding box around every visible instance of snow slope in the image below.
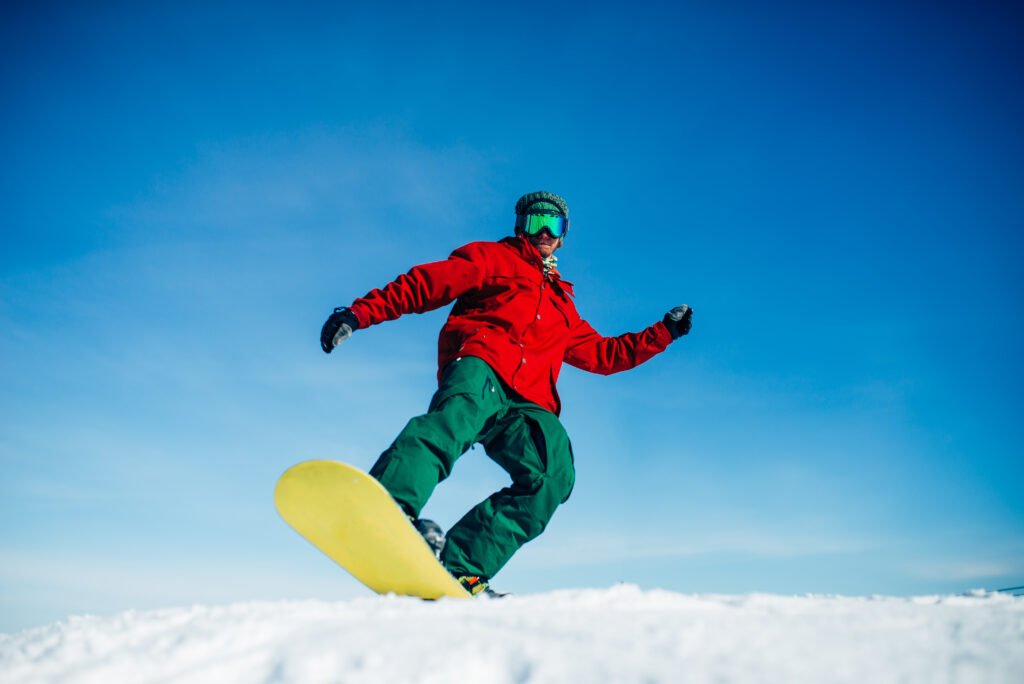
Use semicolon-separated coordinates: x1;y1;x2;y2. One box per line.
2;585;1021;683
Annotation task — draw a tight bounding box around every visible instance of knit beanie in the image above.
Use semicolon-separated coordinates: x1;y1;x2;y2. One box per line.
514;191;569;218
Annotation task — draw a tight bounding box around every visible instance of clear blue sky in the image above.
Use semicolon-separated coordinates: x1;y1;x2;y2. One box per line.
2;1;1022;631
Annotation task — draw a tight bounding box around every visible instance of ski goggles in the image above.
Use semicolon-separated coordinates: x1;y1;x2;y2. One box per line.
515;212;569;239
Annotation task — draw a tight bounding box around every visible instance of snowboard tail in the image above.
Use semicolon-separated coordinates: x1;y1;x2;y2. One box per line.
275;460;470;599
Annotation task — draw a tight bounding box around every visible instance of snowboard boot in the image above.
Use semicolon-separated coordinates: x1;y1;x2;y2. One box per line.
456;575;509;598
411;518;445;560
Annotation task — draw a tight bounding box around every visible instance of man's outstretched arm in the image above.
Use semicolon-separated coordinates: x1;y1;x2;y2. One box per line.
564;305;692;374
320;244;487;353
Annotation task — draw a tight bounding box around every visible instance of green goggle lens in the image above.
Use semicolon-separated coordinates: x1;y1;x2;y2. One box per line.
516;212;568;239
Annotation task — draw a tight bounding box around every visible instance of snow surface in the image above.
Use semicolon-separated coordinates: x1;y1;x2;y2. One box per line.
2;585;1021;684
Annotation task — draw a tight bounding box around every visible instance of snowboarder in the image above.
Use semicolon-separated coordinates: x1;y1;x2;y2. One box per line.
320;191;692;595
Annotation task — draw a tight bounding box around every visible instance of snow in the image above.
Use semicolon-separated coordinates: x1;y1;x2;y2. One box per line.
2;585;1021;684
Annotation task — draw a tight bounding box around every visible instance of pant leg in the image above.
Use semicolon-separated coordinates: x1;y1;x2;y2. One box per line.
441;401;576;579
369;357;506;517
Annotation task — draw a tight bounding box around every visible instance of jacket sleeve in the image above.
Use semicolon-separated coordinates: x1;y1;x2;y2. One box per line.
563;316;674;375
347;243;488;328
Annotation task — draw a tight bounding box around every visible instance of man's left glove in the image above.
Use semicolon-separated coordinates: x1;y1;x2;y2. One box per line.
320;307;360;353
663;305;693;340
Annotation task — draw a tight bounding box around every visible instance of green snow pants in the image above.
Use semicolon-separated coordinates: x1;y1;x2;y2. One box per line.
368;356;575;579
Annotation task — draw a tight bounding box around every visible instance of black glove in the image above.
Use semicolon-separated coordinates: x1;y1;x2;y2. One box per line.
320;307;360;353
663;305;692;340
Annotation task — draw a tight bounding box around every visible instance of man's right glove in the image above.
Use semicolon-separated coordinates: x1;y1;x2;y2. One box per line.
320;307;360;353
663;305;693;340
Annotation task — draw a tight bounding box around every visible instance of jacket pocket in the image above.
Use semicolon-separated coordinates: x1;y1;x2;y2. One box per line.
548;294;575;327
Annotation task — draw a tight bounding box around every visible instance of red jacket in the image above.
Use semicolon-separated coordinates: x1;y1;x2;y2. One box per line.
348;236;674;415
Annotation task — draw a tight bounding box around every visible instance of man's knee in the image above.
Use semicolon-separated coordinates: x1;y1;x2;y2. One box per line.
549;462;575;503
528;414;575;503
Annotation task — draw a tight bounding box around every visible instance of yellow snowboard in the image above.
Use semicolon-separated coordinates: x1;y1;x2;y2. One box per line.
275;460;470;599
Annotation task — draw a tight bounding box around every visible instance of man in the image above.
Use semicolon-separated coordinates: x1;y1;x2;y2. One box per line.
320;191;692;595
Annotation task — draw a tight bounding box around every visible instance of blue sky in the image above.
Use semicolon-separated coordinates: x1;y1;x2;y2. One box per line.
2;1;1022;630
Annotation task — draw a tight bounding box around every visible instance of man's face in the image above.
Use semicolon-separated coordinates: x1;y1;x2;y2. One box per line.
526;229;562;258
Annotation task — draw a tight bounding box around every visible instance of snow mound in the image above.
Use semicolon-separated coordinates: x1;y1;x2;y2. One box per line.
2;585;1021;683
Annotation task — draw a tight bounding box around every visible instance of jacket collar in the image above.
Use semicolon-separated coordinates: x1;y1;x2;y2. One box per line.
500;235;542;267
499;236;575;298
